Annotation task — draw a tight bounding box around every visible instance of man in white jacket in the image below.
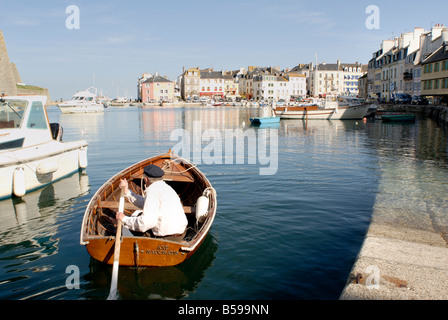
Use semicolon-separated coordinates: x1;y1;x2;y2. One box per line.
115;164;188;240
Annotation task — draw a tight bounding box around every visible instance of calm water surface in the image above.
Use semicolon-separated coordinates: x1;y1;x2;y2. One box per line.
0;105;447;300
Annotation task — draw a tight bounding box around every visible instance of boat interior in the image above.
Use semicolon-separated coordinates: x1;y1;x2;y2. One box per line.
86;158;212;243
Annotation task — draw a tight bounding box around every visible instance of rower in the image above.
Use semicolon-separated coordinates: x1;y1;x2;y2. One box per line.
116;164;188;241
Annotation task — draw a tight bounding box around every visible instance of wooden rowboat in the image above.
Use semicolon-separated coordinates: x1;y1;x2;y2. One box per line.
80;151;217;267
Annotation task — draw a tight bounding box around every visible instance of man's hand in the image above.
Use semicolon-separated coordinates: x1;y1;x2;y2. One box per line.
119;178;129;193
116;211;125;221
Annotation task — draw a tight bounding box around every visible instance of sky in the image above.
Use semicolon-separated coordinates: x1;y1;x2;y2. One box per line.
1;0;447;100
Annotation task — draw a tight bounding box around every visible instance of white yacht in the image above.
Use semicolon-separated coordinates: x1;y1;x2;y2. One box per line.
57;87;106;113
0;95;88;199
275;95;370;120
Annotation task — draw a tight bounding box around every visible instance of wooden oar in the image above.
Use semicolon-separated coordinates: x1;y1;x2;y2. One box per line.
107;189;125;300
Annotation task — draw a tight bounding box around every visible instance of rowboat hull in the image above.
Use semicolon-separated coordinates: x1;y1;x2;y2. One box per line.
381;113;415;122
85;237;195;267
80;151;217;267
249;116;280;125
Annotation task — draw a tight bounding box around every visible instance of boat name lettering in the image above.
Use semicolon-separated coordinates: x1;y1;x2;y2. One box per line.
141;245;178;255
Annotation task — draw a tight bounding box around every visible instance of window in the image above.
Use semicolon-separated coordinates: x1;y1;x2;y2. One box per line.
435;62;440;72
443;78;448;89
27;101;48;129
0;99;26;128
434;79;439;89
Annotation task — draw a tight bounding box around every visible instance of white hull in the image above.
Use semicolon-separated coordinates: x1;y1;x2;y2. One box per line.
275;104;370;120
0;140;88;200
57;104;105;114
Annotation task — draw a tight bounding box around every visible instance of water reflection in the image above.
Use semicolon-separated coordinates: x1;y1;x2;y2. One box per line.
0;172;89;239
0;171;90;298
84;234;218;300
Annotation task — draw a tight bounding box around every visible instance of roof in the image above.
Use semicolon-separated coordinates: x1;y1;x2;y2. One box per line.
422;43;448;64
142;75;172;83
287;72;306;77
316;63;340;71
200;71;225;79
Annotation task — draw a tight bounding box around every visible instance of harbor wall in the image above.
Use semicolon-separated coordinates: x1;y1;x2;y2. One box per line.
340;103;448;300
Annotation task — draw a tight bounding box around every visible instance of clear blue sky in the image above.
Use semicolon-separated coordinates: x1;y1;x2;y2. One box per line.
1;0;447;100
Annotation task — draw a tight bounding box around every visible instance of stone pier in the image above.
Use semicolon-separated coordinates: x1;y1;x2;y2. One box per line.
340;107;448;299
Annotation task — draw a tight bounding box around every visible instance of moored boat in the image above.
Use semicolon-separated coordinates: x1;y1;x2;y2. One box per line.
250;106;280;125
0;95;88;199
249;116;280;125
274;95;369;120
381;112;416;122
58;87;106;113
80;151;217;267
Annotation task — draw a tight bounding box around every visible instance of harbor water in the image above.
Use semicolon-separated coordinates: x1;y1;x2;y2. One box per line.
0;105;447;300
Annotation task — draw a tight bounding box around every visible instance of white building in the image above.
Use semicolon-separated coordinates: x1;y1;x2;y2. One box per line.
199;69;226;99
367;25;448;101
286;72;307;98
309;60;366;97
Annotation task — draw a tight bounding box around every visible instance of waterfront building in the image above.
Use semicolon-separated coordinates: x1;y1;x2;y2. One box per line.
309;60;366;97
289;64;311;95
367;25;448;101
223;74;239;99
239;66;299;102
252;72;289;102
180;67;200;100
421;41;448;103
140;73;174;102
199;69;226;99
358;73;368;99
137;73;152;101
238;67;265;100
285;72;306;99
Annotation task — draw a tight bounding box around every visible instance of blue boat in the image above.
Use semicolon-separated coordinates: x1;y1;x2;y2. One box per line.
249;116;280;125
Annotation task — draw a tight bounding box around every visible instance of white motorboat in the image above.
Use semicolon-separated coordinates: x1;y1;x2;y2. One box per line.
274;95;370;120
0;95;88;199
57;87;106;113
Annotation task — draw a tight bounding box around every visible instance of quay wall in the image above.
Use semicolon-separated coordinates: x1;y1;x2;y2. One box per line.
340;103;448;300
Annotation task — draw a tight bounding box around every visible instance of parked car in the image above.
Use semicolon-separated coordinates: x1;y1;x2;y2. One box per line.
411;96;428;105
393;93;412;104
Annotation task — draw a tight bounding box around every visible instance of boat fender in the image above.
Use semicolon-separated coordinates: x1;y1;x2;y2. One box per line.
13;167;26;197
78;147;88;169
36;161;59;175
195;195;209;223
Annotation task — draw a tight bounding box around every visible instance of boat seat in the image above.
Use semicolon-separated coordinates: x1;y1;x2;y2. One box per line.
97;200;195;214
